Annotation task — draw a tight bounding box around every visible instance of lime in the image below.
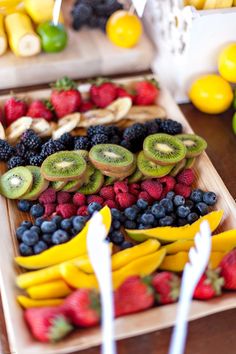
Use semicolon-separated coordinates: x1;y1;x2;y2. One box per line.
37;21;67;53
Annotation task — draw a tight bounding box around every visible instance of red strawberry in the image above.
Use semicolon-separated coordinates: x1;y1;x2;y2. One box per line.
193;269;224;300
24;307;73;343
63;289;100;327
152;272;180;305
27;100;53;121
129;183;140;196
220;249;236;290
99;186;115;200
39;188;57;204
51;77;81;118
177;169;195;186
117;86;135;102
141;180;163;200
56;204;77;218
90;79;117;108
114;181;128;194
174;183;191;198
138;191;154;204
116;193;136;210
134;79;159;106
79;100;94;113
4;97;28;126
114;276;154;317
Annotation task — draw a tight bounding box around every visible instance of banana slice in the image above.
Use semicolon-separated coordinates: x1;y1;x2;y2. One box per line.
53;113;81;140
79;109;115;128
107;97;132;122
186;0;205;9
0;122;5;140
31;118;51;137
6;116;32;144
203;0;233;8
126;105;166;121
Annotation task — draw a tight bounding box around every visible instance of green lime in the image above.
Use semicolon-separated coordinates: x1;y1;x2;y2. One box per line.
232;113;236;135
37;21;68;53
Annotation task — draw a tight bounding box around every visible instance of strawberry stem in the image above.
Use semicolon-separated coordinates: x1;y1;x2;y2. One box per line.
52;77;77;91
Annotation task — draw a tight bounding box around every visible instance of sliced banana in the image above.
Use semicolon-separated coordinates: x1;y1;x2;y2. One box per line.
126;105;166;121
107;97;132;122
6;116;32;144
31;118;51;137
53;113;81;140
0;122;5;140
79;109;115;128
203;0;233;8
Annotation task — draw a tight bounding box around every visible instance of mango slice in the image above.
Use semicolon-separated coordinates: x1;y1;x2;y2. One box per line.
26;280;72;300
17;295;63;309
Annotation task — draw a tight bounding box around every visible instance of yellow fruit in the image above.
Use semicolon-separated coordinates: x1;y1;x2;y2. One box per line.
26;280;72;300
23;0;63;24
203;0;233;9
186;0;205;9
189;75;233;114
17;296;63;309
0;13;7;56
106;10;142;48
218;43;236;83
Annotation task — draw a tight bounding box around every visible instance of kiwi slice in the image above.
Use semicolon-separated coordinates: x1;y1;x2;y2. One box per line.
128;168;143;183
176;134;207;158
137;151;173;178
41;151;86;182
75;150;89;162
51;180;67;191
185;157;196;169
89;144;134;172
104;176;118;186
62;179;84;192
143;133;187;166
0;167;33;199
23;166;49;200
78;169;104;195
170;159;186;177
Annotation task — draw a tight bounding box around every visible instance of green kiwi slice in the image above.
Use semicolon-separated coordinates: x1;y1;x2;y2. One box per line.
51;180;67;191
143;133;187;166
75;150;89;162
137;151;173;178
62;178;84;192
104;176;118;186
78;169;104;195
41;151;86;181
89;144;134;172
170;159;186;177
185;157;196;169
23;166;49;200
0;167;33;199
176;134;207;158
128;168;143;183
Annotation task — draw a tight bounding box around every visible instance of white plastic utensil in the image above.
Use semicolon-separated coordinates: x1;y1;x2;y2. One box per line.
87;212;116;354
131;0;148;17
53;0;62;26
169;220;212;354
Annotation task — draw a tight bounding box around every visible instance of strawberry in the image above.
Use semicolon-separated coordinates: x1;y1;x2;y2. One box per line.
24;307;73;343
79;100;94;112
193;269;224;300
51;77;81;118
152;272;180;305
117;86;135;102
90;79;117;108
114;276;154;317
27;100;54;121
63;289;100;327
134;79;159;106
4;97;28;126
220;249;236;290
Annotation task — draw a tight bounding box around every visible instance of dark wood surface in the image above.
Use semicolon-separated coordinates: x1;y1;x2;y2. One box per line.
0;103;236;354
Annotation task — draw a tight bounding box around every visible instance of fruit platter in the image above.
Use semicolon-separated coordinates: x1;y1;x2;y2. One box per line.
0;75;236;354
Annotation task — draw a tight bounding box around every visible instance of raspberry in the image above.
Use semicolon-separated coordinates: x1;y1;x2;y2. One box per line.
174;183;191;198
99;186;115;200
116;193;136;209
44;203;56;216
77;205;89;216
87;195;104;205
177;169;195;186
114;181;128;194
129;183;140;196
159;176;176;192
73;193;87;207
56;204;77;218
141;180;163;200
103;200;117;209
39;189;56;204
57;191;72;204
138;191;154;205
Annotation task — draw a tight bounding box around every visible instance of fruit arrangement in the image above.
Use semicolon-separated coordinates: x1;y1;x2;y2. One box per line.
184;0;236;9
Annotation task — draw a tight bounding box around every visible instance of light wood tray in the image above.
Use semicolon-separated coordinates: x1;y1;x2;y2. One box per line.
0;77;236;354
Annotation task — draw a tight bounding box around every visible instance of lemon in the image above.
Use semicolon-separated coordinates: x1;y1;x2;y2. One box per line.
218;43;236;83
106;10;142;49
189;74;233;114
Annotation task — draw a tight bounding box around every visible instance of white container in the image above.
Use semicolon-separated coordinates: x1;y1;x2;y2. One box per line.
143;0;236;103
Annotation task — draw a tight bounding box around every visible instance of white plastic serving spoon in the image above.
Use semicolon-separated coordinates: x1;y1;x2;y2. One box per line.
53;0;62;26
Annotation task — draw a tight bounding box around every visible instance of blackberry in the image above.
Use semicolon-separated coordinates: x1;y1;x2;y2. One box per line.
144;120;159;135
41;139;65;158
21;129;42;149
158;119;183;135
120;140;133;150
29;154;44;166
97;16;107;31
15;142;28;157
87;125;108;137
88;15;99;28
58;133;74;149
123;123;146;142
8;156;25;169
91;133;109;146
106;125;121;137
25;151;37;163
109;135;121;144
74;136;91;151
0;139;15;161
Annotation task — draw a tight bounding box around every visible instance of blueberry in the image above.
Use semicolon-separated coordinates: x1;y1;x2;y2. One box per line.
111;208;121;220
177;218;188;226
35;217;45;227
203;192;217;206
71;228;78;237
19;243;33;256
110;231;124;245
195;202;208;216
138;224;147;229
151;204;166;219
140;213;155;225
42;233;53;245
176;205;191;218
112;220;121;230
137;199;148;210
17;200;32;212
41;221;57;234
61;218;72;231
124;207;138;221
120;241;134;250
88;202;102;215
120;213;126;223
72;216;85;232
187;212;199;224
159;216;174;226
51;215;63;227
22;230;39;246
185;199;194;210
16;226;28;241
30;204;45;218
124;220;136;229
190;189;203;203
173;195;185;207
33;241;48;254
20;220;33;229
30;226;41;234
52;230;69;245
159;198;174;213
166;191;175;200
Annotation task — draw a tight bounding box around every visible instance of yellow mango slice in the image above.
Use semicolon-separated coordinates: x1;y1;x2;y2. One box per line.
26;279;72;300
209;252;226;269
17;295;63;309
24;0;64;24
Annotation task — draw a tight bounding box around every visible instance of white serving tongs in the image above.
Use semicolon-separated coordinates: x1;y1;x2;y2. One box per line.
53;0;63;26
169;220;212;354
87;212;116;354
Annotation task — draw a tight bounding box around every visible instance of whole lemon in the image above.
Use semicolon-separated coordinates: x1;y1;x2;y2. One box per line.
218;43;236;83
106;10;142;48
189;74;233;114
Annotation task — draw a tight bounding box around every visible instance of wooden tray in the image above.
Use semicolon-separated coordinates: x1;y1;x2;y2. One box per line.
0;77;236;354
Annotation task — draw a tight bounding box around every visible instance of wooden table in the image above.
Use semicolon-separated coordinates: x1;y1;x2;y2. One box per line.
0;103;236;354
